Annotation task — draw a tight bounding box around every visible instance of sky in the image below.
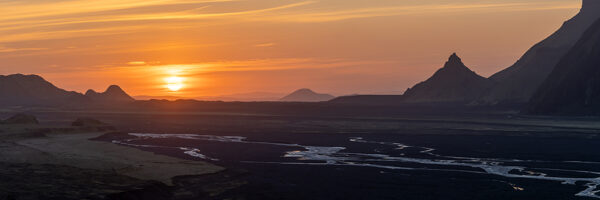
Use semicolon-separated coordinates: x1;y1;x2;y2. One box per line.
0;0;581;98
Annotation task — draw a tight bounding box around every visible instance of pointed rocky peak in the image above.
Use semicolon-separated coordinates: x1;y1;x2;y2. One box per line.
402;53;491;103
425;53;485;82
448;52;462;64
581;0;600;13
426;53;479;81
441;53;469;71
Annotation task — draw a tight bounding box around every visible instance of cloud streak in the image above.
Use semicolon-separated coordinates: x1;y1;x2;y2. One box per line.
0;1;579;43
0;45;47;53
248;2;580;23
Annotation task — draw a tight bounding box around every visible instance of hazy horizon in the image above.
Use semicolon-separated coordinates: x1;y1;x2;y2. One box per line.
0;0;581;98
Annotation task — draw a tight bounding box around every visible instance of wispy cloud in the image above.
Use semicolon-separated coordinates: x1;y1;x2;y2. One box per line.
127;61;147;65
0;0;236;22
0;25;152;43
0;45;47;53
0;0;314;43
0;1;314;31
116;58;385;74
250;2;580;23
255;43;276;47
0;1;579;43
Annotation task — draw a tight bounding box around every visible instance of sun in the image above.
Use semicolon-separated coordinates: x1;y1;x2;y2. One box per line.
165;76;184;92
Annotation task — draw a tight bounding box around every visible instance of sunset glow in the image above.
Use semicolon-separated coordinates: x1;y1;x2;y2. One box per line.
165;76;184;92
0;0;582;98
2;1;599;198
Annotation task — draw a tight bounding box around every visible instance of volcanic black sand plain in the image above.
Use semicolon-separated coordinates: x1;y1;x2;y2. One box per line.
2;107;598;200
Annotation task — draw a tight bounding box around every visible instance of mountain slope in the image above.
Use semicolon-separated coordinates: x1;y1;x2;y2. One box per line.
0;74;87;106
280;89;334;102
85;85;135;103
527;18;600;115
480;0;600;104
402;53;492;103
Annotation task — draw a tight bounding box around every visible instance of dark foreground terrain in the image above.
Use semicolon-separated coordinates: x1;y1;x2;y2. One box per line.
8;109;598;200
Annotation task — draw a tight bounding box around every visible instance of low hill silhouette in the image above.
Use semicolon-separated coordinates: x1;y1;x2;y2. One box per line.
280;89;335;102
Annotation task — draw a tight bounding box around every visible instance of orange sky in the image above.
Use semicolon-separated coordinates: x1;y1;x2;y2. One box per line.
0;0;581;98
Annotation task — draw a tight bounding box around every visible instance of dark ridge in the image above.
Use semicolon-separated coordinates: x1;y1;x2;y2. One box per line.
0;74;88;106
481;1;600;104
527;18;600;115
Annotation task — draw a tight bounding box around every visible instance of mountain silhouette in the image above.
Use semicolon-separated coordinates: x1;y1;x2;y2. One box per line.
0;74;87;106
85;85;135;103
479;0;600;104
280;89;335;102
402;53;491;103
527;18;600;115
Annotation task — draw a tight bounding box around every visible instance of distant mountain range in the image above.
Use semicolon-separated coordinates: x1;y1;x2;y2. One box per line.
0;74;133;106
280;89;335;102
1;1;599;115
0;74;333;106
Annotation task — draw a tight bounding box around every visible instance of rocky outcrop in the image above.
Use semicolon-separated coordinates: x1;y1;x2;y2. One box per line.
85;85;135;103
2;114;39;124
402;53;492;103
72;118;116;131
